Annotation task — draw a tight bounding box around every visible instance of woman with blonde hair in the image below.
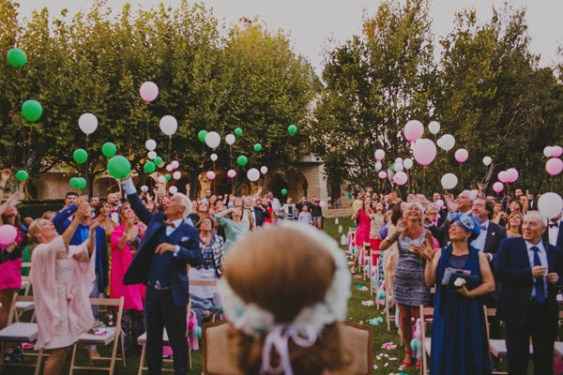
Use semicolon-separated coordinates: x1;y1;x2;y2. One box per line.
505;212;523;238
210;223;362;375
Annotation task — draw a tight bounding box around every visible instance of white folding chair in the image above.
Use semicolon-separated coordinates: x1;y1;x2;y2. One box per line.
419;306;434;375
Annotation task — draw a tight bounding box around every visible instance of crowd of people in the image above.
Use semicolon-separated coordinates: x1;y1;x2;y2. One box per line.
350;187;562;375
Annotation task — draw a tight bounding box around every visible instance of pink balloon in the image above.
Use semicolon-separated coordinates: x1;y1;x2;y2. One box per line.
374;149;385;161
492;182;504;194
506;168;519;183
378;171;387;179
206;171;216;181
140;81;159;103
498;171;509;183
393;171;408;186
551;146;563;158
404;120;424;142
227;169;237;179
0;225;17;247
413;138;437;166
546;158;563;176
454;148;469;163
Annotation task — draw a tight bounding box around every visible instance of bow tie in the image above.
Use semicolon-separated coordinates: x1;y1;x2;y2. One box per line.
165;220;178;228
480;224;488;231
549;222;559;228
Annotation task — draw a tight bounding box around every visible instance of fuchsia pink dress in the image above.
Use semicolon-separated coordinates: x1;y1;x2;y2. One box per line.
354;209;371;247
110;224;145;311
0;228;24;291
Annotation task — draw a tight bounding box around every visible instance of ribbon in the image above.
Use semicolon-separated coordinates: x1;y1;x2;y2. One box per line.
260;325;318;375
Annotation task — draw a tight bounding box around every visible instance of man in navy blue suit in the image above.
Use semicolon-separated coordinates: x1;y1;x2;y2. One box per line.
121;178;202;375
545;212;563;251
495;211;562;375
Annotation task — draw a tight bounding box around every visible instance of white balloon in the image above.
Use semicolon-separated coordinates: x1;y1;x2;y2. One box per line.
394;157;403;165
537;192;562;219
375;161;382;171
438;134;455;151
403;158;413;170
247;168;260;182
205;131;221;149
482;156;492;166
428;121;440;135
140;185;149;193
225;134;236;146
210;153;218;162
227;169;237;179
158;176;167;184
159;115;178;136
78;113;98;135
171;160;180;169
145;139;157;151
168;186;178;194
543;146;553;158
173;171;182;180
374;149;385;161
148;151;157;160
394;161;404;172
260;166;268;175
440;173;458;190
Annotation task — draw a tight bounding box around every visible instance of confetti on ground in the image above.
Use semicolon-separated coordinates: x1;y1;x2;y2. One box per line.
361;300;375;306
381;342;398;350
356;286;369;292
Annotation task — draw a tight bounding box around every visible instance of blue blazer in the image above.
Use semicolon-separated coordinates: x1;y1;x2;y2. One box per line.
123;193;202;306
494;237;562;324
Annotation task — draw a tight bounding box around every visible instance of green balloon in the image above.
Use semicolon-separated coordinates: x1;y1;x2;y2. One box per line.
7;48;27;69
154;156;164;168
288;124;298;136
69;177;86;190
281;188;288;196
102;142;117;158
107;155;131;179
198;130;208;143
73;148;88;165
15;170;29;182
21;100;43;123
165;175;172;182
143;161;156;174
236;155;248;167
253;143;263;153
234;128;243;137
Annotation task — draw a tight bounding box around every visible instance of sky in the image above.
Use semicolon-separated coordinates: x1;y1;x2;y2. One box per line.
19;0;563;74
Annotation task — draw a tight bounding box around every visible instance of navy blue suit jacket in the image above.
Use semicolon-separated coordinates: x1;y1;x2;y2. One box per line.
123;193;202;306
494;237;562;324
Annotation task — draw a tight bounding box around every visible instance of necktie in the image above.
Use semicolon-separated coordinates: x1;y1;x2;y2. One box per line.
480;224;487;231
531;246;546;304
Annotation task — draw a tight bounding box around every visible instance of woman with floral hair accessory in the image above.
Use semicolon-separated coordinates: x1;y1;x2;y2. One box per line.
424;213;495;375
214;222;362;375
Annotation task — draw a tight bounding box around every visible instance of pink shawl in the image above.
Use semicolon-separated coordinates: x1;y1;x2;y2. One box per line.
31;236;96;349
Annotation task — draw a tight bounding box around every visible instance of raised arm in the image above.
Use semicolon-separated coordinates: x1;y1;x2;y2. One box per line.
61;200;89;247
121;178;152;225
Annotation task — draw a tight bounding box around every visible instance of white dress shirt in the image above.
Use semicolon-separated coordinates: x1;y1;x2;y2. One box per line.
525;240;548;298
548;220;561;247
471;220;489;251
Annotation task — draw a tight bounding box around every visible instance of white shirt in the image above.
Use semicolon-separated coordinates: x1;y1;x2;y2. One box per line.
165;218;183;236
525;240;548;298
548;220;561;247
471;220;489;252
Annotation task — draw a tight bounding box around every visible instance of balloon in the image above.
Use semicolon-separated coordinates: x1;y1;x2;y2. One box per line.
394;161;404;172
225;133;236;145
73;148;88;165
154;156;164;168
205;131;221;149
482;156;492;166
139;81;159;103
148;151;157;160
281;188;288;196
537;192;562;219
236;155;248;167
551;146;563;158
15;170;29;182
69;177;86;190
159;115;178;136
169;186;178;195
428;121;440;135
506;168;519;183
210;153;218;162
158;176;167;184
145;139;157;151
404;120;424;142
21;100;43;123
140;185;149;193
440;173;458;190
206;171;216;181
403;158;414;170
288;124;298;136
166;164;174;172
378;171;387;179
165;174;172;182
107;155;131;179
173;171;182;180
493;182;504;193
543;146;553;158
498;171;510;183
546;158;563;176
395;157;403;165
170;161;179;170
78;113;98;135
393;171;408;186
0;225;18;246
374;149;385;161
6;48;27;69
198;130;208;143
247;168;260;182
234;128;243;137
437;134;455;152
375;161;382;171
143;161;156;174
413;138;437;166
227;169;237;179
260;166;268;175
102;142;117;158
454;148;469;163
253;143;263;152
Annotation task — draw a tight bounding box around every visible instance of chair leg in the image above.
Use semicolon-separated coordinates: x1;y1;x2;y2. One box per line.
69;344;78;375
34;349;43;375
120;332;126;367
109;338;119;375
137;343;146;375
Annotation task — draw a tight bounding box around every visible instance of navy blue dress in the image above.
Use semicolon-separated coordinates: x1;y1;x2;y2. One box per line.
430;245;490;375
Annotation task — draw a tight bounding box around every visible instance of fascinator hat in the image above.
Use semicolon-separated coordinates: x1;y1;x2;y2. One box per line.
449;212;481;241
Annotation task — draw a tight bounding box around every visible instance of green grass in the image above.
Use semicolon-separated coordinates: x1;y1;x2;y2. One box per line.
10;218;413;375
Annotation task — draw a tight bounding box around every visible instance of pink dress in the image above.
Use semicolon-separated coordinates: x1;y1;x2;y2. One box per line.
110;224;145;311
0;229;24;290
354;209;371;247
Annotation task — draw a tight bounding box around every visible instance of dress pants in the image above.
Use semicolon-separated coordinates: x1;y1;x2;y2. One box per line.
505;302;556;375
145;287;188;375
